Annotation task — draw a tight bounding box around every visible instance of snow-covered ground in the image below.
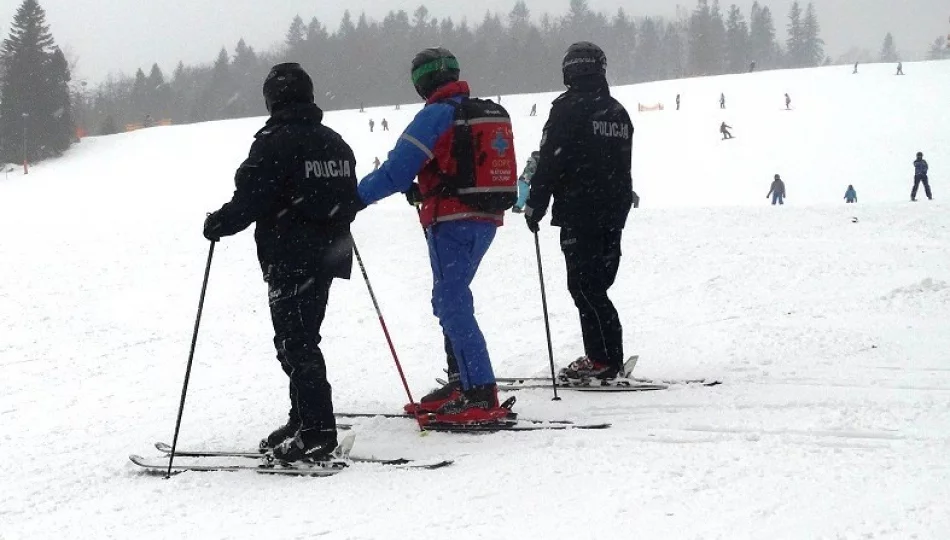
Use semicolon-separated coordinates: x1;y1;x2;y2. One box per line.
2;61;949;539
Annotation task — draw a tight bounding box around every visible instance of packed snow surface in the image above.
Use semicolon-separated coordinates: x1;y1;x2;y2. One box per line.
2;61;949;539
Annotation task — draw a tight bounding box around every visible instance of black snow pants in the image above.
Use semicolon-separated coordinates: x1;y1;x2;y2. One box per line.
267;274;336;434
560;227;625;370
912;175;932;200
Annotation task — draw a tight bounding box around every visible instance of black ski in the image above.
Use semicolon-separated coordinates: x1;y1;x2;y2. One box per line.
494;355;721;391
133;433;359;477
497;379;669;392
153;441;450;468
129;454;348;476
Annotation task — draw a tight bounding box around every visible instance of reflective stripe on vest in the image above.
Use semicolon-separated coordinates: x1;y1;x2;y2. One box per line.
434;211;503;223
457;186;517;194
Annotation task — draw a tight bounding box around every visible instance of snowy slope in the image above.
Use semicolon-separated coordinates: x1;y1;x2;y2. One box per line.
2;61;949;539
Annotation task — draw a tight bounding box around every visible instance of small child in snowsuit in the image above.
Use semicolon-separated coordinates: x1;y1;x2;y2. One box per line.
844;185;857;203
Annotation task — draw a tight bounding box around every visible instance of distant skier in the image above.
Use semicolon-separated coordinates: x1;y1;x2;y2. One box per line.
720;93;726;109
513;150;540;213
373;156;381;170
720;122;734;140
530;103;537;116
853;61;859;74
767;174;786;205
896;62;904;75
381;118;389;131
785;93;791;110
912;151;932;201
676;94;681;110
844;185;857;203
369;118;375;132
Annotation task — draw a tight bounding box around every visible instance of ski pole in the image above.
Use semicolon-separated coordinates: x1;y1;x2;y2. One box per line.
533;231;560;401
352;237;423;430
166;239;216;478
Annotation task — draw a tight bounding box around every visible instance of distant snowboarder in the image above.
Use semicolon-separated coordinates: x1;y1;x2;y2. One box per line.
767;174;786;205
676;94;681;110
373;156;381;170
844;185;857;203
784;93;791;110
369;118;375;132
381;118;389;131
896;62;904;75
529;103;537;116
912;151;932;201
853;62;859;74
720;122;734;140
720;93;726;109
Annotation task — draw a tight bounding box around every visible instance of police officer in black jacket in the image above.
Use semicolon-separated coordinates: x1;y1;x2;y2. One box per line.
525;42;635;382
203;63;364;462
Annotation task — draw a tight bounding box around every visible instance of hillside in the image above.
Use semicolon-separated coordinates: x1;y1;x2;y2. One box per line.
1;61;948;539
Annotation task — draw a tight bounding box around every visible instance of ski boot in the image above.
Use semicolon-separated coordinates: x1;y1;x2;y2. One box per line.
271;428;338;463
558;356;622;384
259;420;300;452
429;384;509;425
405;374;461;414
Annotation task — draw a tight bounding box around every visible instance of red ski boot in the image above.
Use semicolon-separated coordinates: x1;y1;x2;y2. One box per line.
429;384;509;425
404;378;461;414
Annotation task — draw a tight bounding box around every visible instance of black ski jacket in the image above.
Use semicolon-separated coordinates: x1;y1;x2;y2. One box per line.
205;103;364;281
526;77;634;230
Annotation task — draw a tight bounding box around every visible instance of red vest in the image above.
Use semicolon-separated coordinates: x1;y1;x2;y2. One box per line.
417;81;505;229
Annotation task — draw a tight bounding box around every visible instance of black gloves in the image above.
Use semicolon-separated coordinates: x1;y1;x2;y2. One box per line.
203;213;221;242
632;191;640;209
404;183;423;206
524;208;540;233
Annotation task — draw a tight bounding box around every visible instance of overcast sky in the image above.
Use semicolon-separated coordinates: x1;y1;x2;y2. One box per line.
1;0;946;82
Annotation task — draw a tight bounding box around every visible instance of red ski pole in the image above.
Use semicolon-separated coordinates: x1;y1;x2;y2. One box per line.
351;237;423;430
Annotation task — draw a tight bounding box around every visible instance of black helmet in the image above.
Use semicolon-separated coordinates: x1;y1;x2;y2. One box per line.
562;42;607;86
774;174;781;180
917;151;923;158
263;62;313;113
411;47;460;99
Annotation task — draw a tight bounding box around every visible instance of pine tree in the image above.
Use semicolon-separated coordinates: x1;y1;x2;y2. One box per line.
285;15;305;56
800;3;824;67
785;1;804;67
750;2;779;69
879;32;898;62
1;0;72;163
928;36;949;60
46;46;72;148
688;0;713;75
636;17;662;82
725;4;750;73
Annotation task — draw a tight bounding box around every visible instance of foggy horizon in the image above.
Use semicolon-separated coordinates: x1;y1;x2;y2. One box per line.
0;0;946;83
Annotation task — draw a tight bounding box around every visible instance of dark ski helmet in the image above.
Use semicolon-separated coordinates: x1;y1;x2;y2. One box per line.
411;47;460;99
562;42;607;86
774;174;781;180
917;151;923;158
263;62;314;113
